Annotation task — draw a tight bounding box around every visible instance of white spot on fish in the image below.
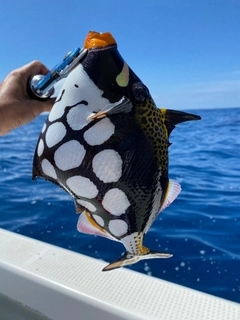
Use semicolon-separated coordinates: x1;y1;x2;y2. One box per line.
41;159;57;179
37;139;44;157
48;89;67;122
48;104;65;123
93;214;105;227
102;188;130;216
67;105;90;131
66;176;98;199
92;149;122;183
54;140;85;171
45;122;66;148
41;123;46;133
77;199;97;212
83;118;115;146
108;219;128;237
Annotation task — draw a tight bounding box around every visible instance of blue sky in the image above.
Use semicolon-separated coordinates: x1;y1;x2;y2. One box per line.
1;0;239;109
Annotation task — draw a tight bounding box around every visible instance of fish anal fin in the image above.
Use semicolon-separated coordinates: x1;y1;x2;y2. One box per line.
159;179;181;214
160;109;201;137
88;96;132;121
77;210;117;241
103;249;172;271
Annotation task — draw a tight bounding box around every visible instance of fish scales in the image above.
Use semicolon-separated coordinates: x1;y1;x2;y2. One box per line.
32;31;201;271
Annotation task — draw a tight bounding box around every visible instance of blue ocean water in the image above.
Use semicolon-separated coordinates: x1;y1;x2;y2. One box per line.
0;107;239;303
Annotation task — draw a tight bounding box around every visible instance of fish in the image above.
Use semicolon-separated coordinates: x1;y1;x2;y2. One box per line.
32;31;201;271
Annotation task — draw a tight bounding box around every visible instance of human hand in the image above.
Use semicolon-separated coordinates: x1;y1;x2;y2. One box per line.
0;61;55;135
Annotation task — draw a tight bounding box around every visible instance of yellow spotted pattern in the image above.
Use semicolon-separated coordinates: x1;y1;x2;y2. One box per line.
134;98;169;172
131;233;149;255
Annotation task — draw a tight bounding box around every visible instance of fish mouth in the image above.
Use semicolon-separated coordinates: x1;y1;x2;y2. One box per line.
84;31;117;49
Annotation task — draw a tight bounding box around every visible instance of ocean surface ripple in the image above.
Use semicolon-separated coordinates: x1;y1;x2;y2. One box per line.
0;107;239;303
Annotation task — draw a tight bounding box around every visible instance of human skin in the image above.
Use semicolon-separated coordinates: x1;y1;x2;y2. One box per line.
0;60;55;135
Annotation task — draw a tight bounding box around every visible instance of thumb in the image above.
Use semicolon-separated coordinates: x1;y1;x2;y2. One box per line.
42;97;56;112
20;60;50;83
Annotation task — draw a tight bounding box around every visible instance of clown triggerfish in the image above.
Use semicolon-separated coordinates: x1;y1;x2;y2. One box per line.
33;31;201;271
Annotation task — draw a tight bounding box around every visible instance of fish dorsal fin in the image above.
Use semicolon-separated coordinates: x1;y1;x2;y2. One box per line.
88;96;133;121
159;179;181;214
77;210;118;241
159;109;201;137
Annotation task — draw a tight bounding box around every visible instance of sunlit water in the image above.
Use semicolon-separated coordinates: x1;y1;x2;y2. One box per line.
0;107;239;303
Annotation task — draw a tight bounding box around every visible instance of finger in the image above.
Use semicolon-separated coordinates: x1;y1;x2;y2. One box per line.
18;60;50;84
23;60;50;75
42;97;56;112
33;97;56;114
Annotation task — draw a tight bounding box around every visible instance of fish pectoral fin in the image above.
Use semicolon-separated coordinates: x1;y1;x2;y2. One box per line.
88;96;133;121
77;210;118;241
102;249;173;272
159;179;181;214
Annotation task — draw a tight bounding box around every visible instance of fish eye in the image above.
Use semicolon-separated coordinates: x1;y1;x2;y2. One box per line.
132;82;149;103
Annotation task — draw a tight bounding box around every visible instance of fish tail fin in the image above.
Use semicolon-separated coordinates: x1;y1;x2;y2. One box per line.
160;109;201;137
102;248;172;272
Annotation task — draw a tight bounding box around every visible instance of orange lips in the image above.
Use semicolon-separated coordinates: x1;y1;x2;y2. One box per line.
84;31;117;49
